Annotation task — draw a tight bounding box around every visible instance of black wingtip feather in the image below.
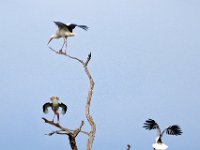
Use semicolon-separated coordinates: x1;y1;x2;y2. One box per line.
59;103;67;114
42;102;52;113
53;21;68;29
166;125;182;136
88;52;91;59
77;25;89;31
143;119;159;130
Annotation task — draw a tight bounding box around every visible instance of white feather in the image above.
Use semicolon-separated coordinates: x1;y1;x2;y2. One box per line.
152;143;168;150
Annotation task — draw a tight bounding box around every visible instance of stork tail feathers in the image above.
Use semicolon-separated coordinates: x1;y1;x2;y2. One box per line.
77;25;89;31
152;143;168;150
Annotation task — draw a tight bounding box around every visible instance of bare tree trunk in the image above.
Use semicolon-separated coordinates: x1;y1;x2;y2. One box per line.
84;54;96;150
68;134;78;150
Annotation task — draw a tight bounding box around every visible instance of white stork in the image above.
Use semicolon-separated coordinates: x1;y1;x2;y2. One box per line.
143;119;182;150
48;21;89;53
43;96;67;123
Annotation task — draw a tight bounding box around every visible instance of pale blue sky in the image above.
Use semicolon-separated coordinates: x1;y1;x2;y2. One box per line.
0;0;200;149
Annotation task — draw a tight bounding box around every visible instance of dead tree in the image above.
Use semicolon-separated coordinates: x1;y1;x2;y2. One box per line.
42;47;96;150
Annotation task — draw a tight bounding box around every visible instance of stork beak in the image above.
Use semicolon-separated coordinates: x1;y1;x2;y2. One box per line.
47;37;54;45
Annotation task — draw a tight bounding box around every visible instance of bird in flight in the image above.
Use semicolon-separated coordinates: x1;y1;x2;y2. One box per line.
143;118;182;150
48;21;89;53
43;96;67;123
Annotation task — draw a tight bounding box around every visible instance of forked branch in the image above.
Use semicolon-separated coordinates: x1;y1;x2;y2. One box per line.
42;118;86;150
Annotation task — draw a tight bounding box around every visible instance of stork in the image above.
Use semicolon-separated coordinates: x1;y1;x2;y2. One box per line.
48;21;89;53
43;96;67;123
143;119;182;150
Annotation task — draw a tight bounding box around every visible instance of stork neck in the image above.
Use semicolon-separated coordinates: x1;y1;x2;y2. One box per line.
156;136;162;144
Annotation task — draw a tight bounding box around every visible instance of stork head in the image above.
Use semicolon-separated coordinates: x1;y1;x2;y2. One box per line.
50;96;59;104
47;35;56;45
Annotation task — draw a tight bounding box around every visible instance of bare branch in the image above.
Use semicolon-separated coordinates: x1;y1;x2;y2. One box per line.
42;117;71;134
74;120;85;137
42;118;88;135
42;118;87;150
49;47;84;64
45;130;66;136
70;129;89;136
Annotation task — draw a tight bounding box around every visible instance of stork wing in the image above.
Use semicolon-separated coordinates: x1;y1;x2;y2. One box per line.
165;125;182;136
77;25;89;31
43;102;52;114
59;103;67;115
54;21;69;30
143;119;161;135
68;24;89;32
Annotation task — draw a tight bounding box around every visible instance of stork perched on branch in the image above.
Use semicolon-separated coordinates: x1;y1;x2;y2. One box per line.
143;119;182;150
43;96;67;123
48;21;89;53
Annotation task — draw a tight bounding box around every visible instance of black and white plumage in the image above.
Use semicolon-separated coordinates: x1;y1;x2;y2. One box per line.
48;21;89;53
143;119;182;150
43;96;67;123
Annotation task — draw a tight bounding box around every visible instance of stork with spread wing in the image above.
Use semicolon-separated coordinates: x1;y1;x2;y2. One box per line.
43;96;67;123
48;21;89;53
143;119;182;150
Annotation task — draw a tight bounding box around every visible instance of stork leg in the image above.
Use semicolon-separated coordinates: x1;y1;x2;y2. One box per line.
64;38;67;54
52;114;56;123
57;113;60;124
53;111;60;123
59;38;65;53
59;38;67;54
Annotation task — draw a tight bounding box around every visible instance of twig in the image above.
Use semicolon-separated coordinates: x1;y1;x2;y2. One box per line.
45;129;89;136
85;52;91;66
45;130;68;136
69;129;89;136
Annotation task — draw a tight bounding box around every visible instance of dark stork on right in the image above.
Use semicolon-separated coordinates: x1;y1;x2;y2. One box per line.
43;96;67;123
48;21;89;53
143;119;182;150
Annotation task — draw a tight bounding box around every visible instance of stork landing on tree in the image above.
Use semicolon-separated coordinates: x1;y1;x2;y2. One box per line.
43;96;67;123
48;21;89;53
143;119;182;150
